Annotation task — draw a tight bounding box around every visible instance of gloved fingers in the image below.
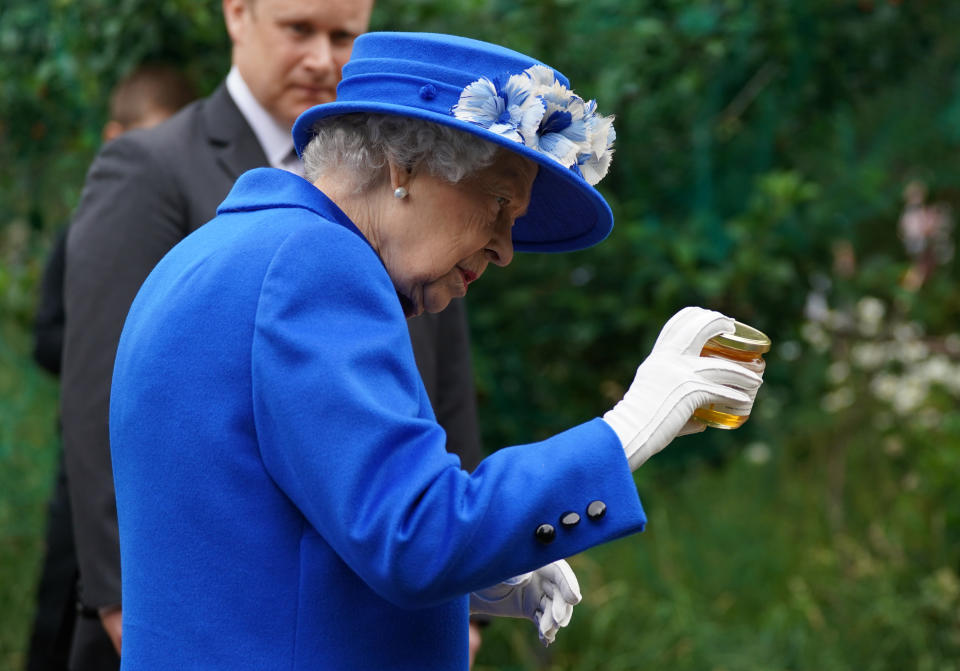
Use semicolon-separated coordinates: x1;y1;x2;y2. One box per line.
654;307;734;356
698;382;759;413
545;559;582;605
676;417;708;437
535;599;552;638
544;583;565;625
536;606;559;646
552;591;574;627
533;610;544;642
697;382;753;408
541;597;573;643
653;307;714;349
541;563;578;627
694;356;763;390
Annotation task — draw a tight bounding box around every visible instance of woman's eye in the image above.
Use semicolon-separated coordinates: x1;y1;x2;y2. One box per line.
495;196;508;207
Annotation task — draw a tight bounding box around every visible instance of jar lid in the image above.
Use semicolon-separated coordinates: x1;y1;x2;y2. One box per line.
711;321;771;353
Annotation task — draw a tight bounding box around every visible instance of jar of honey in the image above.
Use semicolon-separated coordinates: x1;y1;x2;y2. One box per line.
692;321;770;430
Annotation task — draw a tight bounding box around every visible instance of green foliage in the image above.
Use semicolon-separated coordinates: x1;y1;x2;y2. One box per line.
0;326;59;669
0;0;226;274
3;0;960;668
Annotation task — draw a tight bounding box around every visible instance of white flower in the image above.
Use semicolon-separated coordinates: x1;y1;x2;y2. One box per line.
522;68;589;167
892;378;927;415
918;356;952;385
826;309;854;332
525;64;559;89
856;296;886;336
452;74;545;144
892;322;924;343
944;333;960;355
452;64;615;184
804;292;830;323
870;373;899;403
851;342;889;371
898;340;930;364
945;364;960;395
827;360;850;384
531;92;588;167
577;102;616;186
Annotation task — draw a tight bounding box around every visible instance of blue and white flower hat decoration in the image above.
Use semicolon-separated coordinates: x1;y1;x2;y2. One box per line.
293;32;617;253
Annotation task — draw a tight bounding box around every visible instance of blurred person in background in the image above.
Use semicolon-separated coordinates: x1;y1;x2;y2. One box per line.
61;0;490;667
27;63;196;671
898;180;954;291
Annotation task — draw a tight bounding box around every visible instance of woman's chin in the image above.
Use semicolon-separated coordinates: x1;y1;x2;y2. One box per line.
399;294;452;319
402;282;459;318
422;292;456;316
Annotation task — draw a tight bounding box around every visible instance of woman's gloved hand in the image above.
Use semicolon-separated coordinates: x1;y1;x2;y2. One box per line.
469;559;581;646
603;306;764;470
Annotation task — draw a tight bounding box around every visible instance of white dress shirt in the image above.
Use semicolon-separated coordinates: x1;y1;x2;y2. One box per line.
225;66;304;177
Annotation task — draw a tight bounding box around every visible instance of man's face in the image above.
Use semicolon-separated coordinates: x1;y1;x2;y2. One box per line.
224;0;373;128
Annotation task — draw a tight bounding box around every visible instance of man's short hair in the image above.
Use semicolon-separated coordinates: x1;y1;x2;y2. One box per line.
108;64;197;128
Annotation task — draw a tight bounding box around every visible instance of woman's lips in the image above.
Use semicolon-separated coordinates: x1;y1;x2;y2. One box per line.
459;268;478;287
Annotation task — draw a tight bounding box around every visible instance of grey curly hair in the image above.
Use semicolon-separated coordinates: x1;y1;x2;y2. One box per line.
301;113;500;191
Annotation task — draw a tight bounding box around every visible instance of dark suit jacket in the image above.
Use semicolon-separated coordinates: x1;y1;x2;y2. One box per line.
34;227;68;376
62;84;482;613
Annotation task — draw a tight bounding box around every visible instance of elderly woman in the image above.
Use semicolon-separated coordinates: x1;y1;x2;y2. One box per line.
109;33;761;669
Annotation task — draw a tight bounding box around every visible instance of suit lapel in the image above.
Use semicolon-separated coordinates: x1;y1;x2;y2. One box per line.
202;84;269;181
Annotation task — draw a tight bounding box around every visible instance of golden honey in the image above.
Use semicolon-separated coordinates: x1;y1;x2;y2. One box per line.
692;321;770;430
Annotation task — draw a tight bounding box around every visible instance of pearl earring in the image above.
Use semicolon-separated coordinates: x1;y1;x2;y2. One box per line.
394;187;408;199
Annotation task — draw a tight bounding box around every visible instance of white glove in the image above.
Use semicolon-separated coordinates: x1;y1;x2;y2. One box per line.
603;306;764;470
469;559;581;646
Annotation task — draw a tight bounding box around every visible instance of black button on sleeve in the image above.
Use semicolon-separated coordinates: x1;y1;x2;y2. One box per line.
560;511;581;529
535;523;556;544
586;500;607;521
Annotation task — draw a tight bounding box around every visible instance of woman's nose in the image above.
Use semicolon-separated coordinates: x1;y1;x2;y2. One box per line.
485;221;515;267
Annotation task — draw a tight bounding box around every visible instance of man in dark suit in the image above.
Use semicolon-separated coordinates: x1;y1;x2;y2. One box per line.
61;0;484;666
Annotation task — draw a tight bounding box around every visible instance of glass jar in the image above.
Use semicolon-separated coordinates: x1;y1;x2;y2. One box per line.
692;320;770;430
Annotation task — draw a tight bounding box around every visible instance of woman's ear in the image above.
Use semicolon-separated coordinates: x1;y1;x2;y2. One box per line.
388;160;413;191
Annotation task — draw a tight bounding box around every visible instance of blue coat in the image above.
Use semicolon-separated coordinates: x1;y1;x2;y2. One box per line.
110;168;647;670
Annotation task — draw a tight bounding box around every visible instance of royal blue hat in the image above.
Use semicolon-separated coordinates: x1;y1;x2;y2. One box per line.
292;32;617;253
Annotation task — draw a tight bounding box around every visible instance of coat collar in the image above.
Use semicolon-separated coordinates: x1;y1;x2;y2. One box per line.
216;168;369;246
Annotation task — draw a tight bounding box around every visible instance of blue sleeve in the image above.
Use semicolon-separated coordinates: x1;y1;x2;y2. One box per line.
251;225;646;609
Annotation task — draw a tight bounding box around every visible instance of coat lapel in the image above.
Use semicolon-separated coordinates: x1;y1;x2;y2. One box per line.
202;84;269;181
